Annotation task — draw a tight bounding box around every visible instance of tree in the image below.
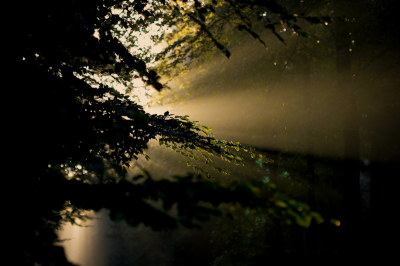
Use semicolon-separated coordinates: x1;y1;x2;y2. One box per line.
153;0;400;263
10;1;329;265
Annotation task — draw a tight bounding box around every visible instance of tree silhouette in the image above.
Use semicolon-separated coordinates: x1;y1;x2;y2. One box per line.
10;1;329;265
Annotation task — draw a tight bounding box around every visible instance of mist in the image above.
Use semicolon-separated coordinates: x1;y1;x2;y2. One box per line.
58;2;399;265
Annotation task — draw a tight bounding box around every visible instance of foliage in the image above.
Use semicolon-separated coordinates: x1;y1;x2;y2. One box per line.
146;0;400;264
10;0;345;265
154;0;331;80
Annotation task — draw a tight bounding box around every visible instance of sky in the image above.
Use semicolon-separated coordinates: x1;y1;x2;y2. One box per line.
81;7;172;108
109;7;172;107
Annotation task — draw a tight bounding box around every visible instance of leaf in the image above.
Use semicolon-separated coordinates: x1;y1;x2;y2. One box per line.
310;212;324;224
194;166;203;174
295;214;312;227
202;125;212;131
330;219;341;226
275;200;287;208
214;167;223;173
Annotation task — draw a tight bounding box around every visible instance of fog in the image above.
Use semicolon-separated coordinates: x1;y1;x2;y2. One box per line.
58;8;399;265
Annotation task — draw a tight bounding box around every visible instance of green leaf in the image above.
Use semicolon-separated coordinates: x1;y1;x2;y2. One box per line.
202;125;212;131
275;200;287;208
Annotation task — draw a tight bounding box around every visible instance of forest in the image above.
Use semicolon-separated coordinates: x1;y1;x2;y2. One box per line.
12;0;399;265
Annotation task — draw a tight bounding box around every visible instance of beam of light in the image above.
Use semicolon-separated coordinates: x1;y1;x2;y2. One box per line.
147;36;355;160
57;211;98;266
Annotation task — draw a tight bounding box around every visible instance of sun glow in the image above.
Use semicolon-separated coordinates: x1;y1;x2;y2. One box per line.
84;7;173;107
